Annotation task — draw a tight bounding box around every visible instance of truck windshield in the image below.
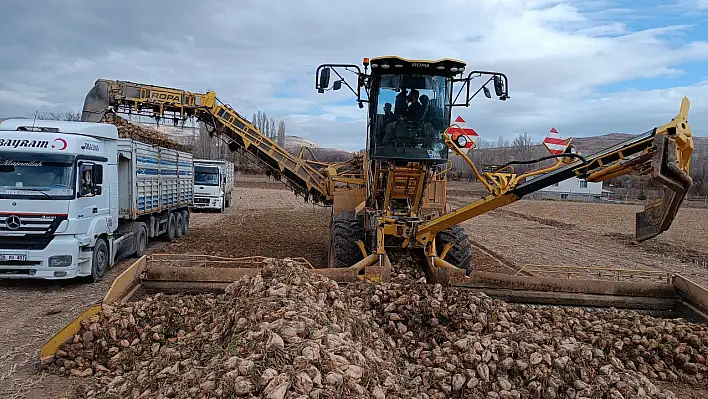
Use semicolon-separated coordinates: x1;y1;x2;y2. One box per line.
0;153;75;199
195;166;219;186
371;73;449;162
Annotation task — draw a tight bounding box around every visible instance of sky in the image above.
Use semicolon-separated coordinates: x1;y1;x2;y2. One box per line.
1;0;707;151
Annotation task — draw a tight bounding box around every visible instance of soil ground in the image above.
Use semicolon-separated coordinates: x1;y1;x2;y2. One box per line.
1;175;707;398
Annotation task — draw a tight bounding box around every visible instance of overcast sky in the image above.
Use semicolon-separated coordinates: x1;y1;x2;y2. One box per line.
1;0;707;150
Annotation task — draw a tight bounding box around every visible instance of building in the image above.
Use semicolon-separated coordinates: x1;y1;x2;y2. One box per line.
527;176;609;201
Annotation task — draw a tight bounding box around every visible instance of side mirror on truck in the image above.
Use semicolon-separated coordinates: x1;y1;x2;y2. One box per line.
93;164;103;184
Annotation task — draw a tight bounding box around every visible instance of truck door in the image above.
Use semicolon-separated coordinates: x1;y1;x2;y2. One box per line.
74;161;110;241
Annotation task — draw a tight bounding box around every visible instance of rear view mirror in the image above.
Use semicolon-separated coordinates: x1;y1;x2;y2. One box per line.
93;164;103;184
318;68;331;93
332;80;342;91
483;86;491;99
493;75;505;97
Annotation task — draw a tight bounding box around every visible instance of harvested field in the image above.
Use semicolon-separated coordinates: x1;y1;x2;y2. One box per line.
446;194;708;287
1;176;708;398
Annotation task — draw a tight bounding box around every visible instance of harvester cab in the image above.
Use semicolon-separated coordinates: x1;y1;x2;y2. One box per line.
316;57;508;164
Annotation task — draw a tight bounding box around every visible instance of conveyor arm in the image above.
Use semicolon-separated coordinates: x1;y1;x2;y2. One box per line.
81;79;333;204
416;97;694;245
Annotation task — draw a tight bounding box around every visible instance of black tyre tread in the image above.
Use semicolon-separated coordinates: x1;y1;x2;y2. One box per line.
436;225;473;274
90;239;108;282
166;213;177;241
331;215;365;268
181;210;189;236
175;213;184;237
133;225;147;258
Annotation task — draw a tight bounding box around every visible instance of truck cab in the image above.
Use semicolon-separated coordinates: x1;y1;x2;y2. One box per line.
193;159;234;212
0;119;194;281
0;119;116;279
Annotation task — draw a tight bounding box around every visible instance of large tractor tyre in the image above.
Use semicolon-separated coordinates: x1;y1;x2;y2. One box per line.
329;214;365;268
436;225;473;275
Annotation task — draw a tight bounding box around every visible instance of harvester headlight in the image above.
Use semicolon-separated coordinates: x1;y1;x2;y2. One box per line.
432;142;445;152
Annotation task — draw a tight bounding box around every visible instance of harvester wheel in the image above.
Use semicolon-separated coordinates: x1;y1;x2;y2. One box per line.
329;213;365;268
436;225;473;275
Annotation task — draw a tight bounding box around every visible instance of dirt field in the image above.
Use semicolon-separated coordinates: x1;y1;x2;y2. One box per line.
1;175;707;398
446;188;708;286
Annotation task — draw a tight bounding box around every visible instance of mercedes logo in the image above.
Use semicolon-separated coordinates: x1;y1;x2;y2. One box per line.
5;215;21;231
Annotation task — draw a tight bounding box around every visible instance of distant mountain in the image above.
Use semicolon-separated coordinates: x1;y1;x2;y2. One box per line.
570;133;707;154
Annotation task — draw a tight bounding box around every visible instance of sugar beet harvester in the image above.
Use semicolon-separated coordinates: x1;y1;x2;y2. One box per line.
80;56;693;276
40;56;707;361
40;56;706;350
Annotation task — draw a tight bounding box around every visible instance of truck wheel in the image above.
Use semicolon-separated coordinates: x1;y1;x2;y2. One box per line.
329;212;365;268
89;239;109;282
166;212;177;241
436;225;473;275
133;225;147;258
175;212;184;237
180;210;189;236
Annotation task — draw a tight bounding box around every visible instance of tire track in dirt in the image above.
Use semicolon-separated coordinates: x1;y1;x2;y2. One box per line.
447;198;525;274
469;239;529;275
604;232;708;268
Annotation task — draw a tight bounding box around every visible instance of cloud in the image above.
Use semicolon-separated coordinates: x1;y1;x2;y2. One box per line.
0;0;707;149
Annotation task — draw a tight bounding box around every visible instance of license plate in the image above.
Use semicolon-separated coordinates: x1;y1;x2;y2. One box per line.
0;254;27;261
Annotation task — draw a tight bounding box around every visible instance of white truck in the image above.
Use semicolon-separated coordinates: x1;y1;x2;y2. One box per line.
0;119;194;281
193;159;234;212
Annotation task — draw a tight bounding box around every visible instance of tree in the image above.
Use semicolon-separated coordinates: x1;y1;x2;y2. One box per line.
277;120;286;147
35;111;82;121
512;132;534;161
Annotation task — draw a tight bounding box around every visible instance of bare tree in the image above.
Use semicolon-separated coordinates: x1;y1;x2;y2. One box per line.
268;118;275;140
35;111;82;121
512;132;534;160
277;120;286;147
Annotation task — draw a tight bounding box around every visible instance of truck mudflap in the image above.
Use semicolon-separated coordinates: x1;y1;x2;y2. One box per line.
636;133;694;241
40;253;708;363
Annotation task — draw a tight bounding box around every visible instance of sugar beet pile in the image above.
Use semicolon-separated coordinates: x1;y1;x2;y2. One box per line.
47;260;708;398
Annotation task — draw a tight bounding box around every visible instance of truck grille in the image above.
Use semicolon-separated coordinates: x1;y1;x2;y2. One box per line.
194;197;210;205
0;214;67;250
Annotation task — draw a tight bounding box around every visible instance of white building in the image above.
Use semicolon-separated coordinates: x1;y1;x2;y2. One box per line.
527;176;608;201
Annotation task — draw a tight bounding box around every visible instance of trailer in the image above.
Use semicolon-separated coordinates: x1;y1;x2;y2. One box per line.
0;119;194;281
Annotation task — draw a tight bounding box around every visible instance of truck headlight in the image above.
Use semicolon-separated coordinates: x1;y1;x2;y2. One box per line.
49;255;73;267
